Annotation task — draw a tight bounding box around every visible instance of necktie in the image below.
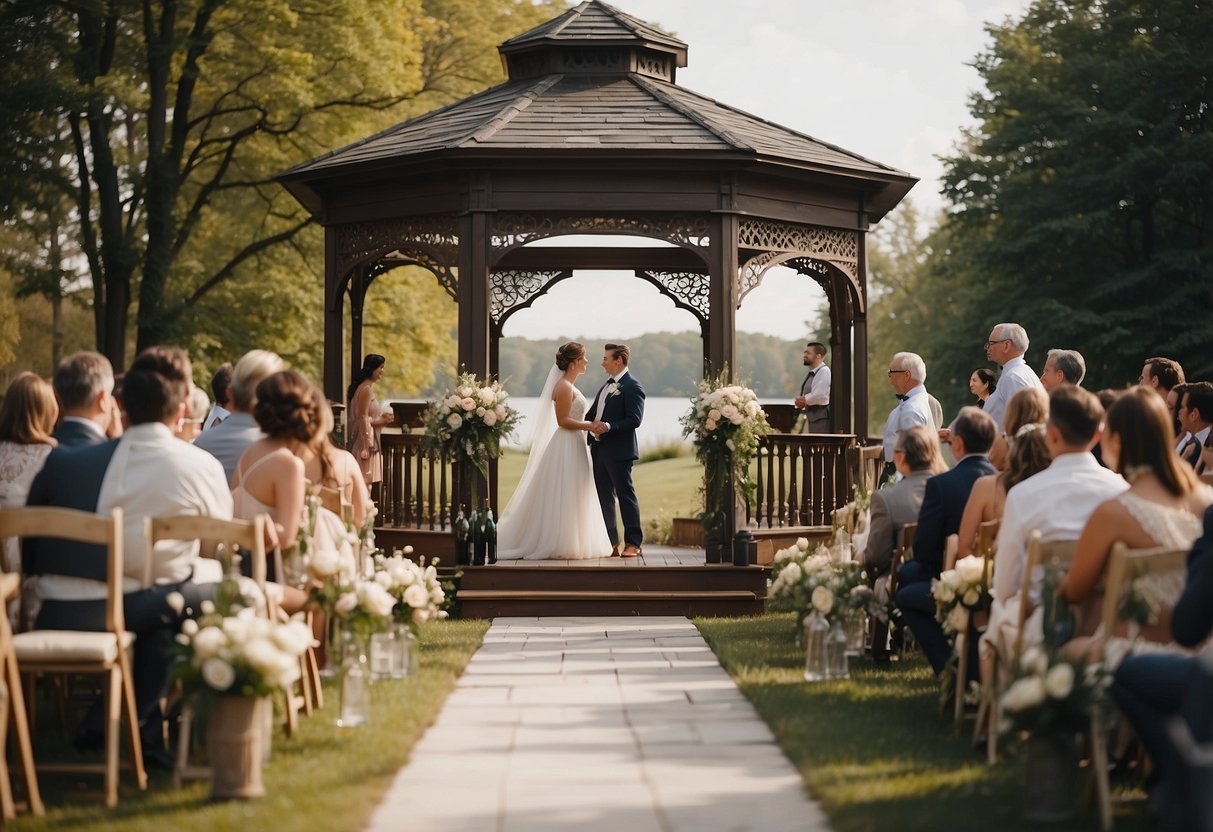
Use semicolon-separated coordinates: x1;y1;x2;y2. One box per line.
1180;436;1198;463
896;394;908;402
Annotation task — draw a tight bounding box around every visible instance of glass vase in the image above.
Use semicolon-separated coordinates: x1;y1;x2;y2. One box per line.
337;630;370;728
392;622;418;679
844;612;867;657
320;612;343;679
803;613;830;682
370;628;395;681
827;618;849;679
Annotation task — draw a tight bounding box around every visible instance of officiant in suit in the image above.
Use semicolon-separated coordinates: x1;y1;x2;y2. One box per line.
588;343;646;557
795;341;832;433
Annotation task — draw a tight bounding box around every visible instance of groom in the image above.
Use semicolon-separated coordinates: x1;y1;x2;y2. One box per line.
588;343;646;557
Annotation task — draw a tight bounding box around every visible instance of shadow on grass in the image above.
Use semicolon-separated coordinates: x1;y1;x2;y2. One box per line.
697;613;1145;832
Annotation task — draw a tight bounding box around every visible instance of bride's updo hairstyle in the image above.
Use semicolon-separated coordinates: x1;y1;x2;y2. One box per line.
555;342;585;371
254;370;324;444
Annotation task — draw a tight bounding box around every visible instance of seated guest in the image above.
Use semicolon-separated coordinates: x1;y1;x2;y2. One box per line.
1175;382;1213;469
203;362;233;430
1112;505;1213;825
26;345;232;767
0;373;58;573
957;387;1049;559
175;385;210;442
51;351;120;447
194;349;283;482
1059;387;1212;666
895;406;997;674
1039;348;1086;392
982;386;1127;667
302;387;372;528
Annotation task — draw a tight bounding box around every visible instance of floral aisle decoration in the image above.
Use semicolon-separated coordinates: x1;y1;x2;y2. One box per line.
678;371;771;540
830;475;872;560
930;554;993;635
372;548;449;636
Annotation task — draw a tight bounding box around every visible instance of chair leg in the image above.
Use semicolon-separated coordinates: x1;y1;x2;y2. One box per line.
118;654;147;791
305;646;323;711
954;632;968;725
297;653;314;717
987;685;999;764
0;680;14;821
104;667;121;807
1091;711;1112;831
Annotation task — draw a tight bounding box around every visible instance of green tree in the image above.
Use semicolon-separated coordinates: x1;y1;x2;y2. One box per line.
935;0;1213;391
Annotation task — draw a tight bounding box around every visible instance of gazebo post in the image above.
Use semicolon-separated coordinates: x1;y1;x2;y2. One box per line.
706;214;739;558
833;278;854;435
323;226;344;406
855;232;870;440
349;265;368;385
457;207;493;510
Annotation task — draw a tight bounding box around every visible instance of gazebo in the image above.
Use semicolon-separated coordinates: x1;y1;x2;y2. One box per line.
279;0;914;588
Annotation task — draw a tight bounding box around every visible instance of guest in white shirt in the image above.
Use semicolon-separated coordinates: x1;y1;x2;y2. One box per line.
194;349;283;482
981;385;1127;669
882;352;934;469
51;351;120;448
980;323;1045;431
794;341;832;433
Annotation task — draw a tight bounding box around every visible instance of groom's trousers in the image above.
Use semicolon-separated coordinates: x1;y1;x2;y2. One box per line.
591;448;643;548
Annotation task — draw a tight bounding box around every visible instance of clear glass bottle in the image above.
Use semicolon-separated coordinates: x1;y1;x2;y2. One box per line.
844;612;867;657
370;628;395;680
392;622;418;679
337;630;370;727
803;613;830;682
483;499;497;565
827;618;849;679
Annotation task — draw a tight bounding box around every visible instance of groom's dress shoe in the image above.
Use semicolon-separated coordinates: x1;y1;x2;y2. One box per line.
621;546;642;558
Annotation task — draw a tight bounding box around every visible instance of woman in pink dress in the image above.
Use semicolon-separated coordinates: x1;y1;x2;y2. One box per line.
347;354;392;504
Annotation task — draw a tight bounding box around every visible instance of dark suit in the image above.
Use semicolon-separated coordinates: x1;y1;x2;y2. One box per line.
895;454;997;673
51;418;108;448
587;371;646;549
1112;504;1213;824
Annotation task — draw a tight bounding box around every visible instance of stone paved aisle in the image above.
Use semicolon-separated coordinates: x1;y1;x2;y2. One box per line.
364;616;831;832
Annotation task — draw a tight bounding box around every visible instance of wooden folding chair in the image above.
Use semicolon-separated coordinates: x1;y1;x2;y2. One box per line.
4;507;146;807
977;531;1077;764
0;572;42;819
975;518;1000;558
883;522;918;659
1088;542;1191;831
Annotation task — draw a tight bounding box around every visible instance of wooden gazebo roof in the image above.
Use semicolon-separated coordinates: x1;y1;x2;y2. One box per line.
281;1;912;219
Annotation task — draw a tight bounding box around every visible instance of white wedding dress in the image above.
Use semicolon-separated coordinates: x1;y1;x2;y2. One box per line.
496;368;613;560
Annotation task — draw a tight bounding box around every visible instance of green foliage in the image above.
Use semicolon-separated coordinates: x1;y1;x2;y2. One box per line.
637;440;691;464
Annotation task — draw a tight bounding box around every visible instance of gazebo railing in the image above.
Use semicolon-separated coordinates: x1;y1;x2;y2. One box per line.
749;434;860;529
379;432;453;530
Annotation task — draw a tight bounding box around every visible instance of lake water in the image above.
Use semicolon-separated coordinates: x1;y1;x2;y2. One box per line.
505;396;694;452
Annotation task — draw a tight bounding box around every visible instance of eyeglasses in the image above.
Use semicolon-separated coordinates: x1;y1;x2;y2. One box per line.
887;369;908;376
984;338;1009;348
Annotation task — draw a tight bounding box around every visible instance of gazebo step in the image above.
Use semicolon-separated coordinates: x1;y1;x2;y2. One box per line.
458;589;763;618
459;564;767;594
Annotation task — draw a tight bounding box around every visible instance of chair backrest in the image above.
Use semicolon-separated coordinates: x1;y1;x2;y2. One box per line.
976;518;1001;559
944;533;958;570
0;507;127;635
899;522;918;558
1012;531;1078;659
1100;541;1189;648
147;514;268;590
315;485;354;528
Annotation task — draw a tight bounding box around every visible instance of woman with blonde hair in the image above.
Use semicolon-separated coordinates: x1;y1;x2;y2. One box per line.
1060;386;1213;665
0;373;59;571
303;386;371;528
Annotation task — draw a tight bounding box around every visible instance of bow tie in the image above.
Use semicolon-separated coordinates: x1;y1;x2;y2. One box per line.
608;377;617;384
895;394;908;402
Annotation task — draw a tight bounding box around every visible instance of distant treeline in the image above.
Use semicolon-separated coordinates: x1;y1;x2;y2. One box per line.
495;331;810;398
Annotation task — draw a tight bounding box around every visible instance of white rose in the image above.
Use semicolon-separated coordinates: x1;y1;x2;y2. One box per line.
166;591;185;615
782;562;803;584
476;406;486;417
430;587;445;604
795;537;810;551
221;616;251;645
720;404;739;420
1003;676;1046;712
446;395;461;409
956;555;987;586
446;412;463;429
1044;662;1075;700
461;397;476;412
374;570;394;588
412;607;431;625
1021;646;1048;677
192;626;227;660
947;606;969;634
201;600;215;615
483;410;498;427
811;585;834;615
404;583;429;609
201;657;236;691
334;592;358;615
479;387;495;405
359;581;397;618
457;386;472;398
941;570;963;590
962;588;980;607
181;618;199;636
272;620;317;656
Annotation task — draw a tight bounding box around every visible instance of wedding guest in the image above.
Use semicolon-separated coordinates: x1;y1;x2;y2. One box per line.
895;406;997;674
1140;356;1185;400
175;385;210;442
1059;386;1212;666
794;341;831;434
0;373;58;572
195;349;283;482
1175;382;1213;468
881;352;934;477
969;368;997;408
303;387;371;528
987;386;1048;471
1040;348;1086;392
980;322;1045;431
203;362;233;430
51;351;119;447
347;353;393;503
955;387;1051;560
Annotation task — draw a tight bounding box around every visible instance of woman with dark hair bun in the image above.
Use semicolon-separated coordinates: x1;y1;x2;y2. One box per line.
969;367;997;408
231;370;322;612
496;341;613;560
346;353;392;501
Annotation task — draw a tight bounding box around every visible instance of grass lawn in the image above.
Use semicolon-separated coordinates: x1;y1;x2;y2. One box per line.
695;613;1146;832
11;619;489;832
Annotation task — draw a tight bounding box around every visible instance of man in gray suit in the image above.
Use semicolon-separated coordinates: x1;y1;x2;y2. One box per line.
194;349;282;482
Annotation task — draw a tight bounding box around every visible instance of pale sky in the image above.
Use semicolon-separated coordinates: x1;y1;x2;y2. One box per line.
501;0;1028;342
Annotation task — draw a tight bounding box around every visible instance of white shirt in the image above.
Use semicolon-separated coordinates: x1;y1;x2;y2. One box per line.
983;355;1045;431
992;452;1127;605
800;363;831;407
593;367;629;429
1176;431;1193;453
882;384;933;462
202;404;231;431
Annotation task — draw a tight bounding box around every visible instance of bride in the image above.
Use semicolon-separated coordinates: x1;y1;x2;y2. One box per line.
496;342;614;560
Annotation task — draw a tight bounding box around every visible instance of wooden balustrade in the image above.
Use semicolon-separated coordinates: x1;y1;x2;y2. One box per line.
379;431;453;530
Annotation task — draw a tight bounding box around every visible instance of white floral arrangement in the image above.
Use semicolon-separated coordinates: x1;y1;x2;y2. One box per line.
679;371;771;535
372;548;449;636
421;371;521;478
1000;646;1106;741
768;537;877;624
931;554;993;635
174;602;316;700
